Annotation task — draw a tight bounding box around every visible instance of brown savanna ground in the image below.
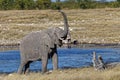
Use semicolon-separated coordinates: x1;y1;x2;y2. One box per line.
0;8;120;80
0;8;120;45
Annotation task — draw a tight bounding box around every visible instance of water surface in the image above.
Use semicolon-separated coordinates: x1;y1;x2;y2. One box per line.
0;47;120;73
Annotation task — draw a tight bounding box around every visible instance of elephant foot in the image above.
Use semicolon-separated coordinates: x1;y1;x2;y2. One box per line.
17;69;22;74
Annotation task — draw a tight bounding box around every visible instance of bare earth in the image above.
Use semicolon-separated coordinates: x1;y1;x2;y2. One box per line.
0;8;120;45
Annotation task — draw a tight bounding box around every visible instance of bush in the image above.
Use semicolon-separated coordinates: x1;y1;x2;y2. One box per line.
0;0;15;10
51;2;62;10
36;0;51;9
14;0;36;10
108;2;120;8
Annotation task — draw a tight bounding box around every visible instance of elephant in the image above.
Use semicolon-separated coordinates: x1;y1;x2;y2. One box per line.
17;10;70;74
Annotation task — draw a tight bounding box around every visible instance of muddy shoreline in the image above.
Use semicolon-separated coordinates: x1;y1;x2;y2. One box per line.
75;43;120;48
0;43;120;51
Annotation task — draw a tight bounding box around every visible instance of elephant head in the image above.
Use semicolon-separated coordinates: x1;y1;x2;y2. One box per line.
43;10;70;48
44;10;70;48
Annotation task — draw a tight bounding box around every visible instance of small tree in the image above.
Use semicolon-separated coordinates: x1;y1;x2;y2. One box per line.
36;0;51;9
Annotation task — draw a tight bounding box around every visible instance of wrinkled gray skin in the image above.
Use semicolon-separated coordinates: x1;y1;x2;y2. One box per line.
17;10;70;74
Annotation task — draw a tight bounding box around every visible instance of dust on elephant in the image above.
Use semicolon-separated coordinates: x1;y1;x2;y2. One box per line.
17;10;70;74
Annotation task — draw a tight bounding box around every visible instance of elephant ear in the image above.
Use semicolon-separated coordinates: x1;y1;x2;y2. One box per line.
43;33;55;48
53;30;63;47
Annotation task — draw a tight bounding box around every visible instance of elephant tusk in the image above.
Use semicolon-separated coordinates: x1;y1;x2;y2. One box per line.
59;38;64;41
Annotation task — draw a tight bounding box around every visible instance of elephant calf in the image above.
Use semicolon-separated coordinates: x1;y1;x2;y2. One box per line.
17;10;70;74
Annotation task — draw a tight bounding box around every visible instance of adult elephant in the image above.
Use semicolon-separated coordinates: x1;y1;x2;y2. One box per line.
17;10;70;74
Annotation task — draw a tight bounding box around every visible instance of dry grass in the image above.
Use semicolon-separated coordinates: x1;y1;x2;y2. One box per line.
0;8;120;45
0;66;120;80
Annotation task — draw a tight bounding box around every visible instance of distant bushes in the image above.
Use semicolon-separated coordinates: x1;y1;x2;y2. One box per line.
50;1;120;9
0;0;51;10
0;0;120;10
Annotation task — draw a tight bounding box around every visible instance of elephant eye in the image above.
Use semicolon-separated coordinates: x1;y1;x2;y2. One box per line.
59;39;62;42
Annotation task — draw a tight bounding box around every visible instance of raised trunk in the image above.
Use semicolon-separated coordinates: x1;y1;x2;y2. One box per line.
59;10;69;39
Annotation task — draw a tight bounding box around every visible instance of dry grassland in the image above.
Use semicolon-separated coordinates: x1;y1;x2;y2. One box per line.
0;8;120;45
0;66;119;80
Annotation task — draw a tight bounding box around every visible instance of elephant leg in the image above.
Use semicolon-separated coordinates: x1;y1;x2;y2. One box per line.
42;55;48;73
24;61;31;74
17;61;26;74
52;53;58;70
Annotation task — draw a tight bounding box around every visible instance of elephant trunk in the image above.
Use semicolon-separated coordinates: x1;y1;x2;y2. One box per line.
59;10;69;39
